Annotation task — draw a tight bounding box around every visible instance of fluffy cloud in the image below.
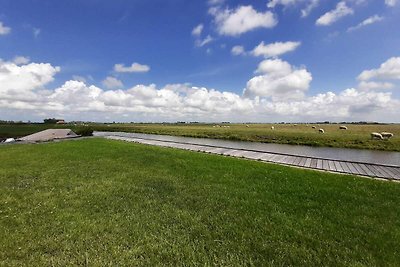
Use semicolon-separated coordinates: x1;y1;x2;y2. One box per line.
114;63;150;73
347;15;383;32
210;5;277;36
252;41;301;58
0;60;60;101
244;59;312;100
358;57;400;81
191;24;203;36
102;76;123;89
385;0;397;7
231;45;245;56
267;0;300;8
0;21;11;35
301;0;319;17
262;88;399;121
195;35;213;47
1;58;400;122
13;56;30;65
316;1;354;26
208;0;224;6
266;0;319;17
358;81;394;90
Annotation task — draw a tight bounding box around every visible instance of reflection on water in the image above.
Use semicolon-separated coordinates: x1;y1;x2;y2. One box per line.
94;131;400;166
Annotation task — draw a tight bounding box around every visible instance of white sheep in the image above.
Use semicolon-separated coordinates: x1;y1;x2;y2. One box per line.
319;128;325;133
312;126;316;129
246;125;250;128
371;132;383;140
339;126;348;130
381;132;394;139
271;126;275;130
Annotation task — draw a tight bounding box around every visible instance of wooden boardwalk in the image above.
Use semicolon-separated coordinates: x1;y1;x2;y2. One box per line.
104;135;400;181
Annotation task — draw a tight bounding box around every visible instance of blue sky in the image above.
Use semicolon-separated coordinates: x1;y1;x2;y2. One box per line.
0;0;399;122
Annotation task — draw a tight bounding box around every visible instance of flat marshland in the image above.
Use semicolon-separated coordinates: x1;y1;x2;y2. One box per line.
1;123;399;151
1;139;400;265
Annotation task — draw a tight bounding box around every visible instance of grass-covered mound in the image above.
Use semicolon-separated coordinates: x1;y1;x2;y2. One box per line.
0;138;399;266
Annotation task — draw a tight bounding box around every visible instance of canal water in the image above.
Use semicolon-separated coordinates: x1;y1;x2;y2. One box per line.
94;131;400;167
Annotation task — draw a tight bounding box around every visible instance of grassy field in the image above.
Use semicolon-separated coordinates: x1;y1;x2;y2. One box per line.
1;138;400;265
1;122;400;151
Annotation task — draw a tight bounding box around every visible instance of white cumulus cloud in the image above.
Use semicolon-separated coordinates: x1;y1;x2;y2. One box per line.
0;59;60;102
358;57;400;81
358;81;394;91
114;63;150;73
1;58;400;123
195;35;213;47
192;24;204;36
210;5;277;36
102;76;124;89
301;0;320;17
231;45;246;56
316;1;354;26
385;0;397;7
13;56;30;65
244;59;312;101
0;21;11;35
347;15;384;32
252;41;301;58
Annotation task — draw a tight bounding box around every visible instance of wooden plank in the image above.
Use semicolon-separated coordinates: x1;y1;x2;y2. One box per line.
259;153;275;161
388;167;400;177
298;157;307;167
358;164;376;177
327;161;336;172
339;161;351;174
333;161;344;172
316;159;323;169
345;162;359;175
310;158;317;168
373;165;395;179
275;155;287;163
283;156;295;165
221;149;238;156
304;158;312;168
322;160;330;171
353;163;369;176
268;154;281;162
365;165;387;178
280;156;292;165
293;157;302;166
286;156;297;165
242;151;263;160
276;155;287;164
211;148;228;154
380;166;398;179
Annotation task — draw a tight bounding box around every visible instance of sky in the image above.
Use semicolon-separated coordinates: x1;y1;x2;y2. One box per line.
0;0;400;123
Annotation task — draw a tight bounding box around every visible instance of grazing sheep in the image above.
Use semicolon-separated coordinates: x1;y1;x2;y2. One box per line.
246;125;249;128
319;128;325;133
381;132;394;139
339;126;348;130
271;126;275;130
312;126;316;129
371;132;383;140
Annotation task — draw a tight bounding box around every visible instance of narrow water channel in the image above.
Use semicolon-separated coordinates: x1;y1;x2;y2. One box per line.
94;131;400;167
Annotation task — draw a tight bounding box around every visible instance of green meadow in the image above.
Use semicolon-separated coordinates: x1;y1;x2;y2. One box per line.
1;123;400;151
1;138;399;265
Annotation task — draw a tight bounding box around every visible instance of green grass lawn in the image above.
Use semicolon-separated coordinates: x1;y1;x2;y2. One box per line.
1;139;400;266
